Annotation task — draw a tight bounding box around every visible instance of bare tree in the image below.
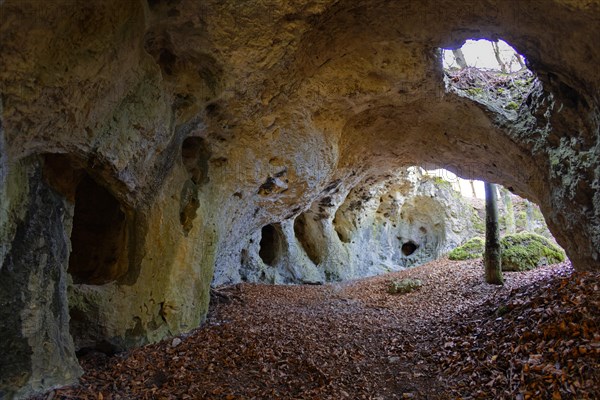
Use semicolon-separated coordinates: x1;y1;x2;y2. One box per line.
469;180;477;198
452;48;468;69
484;182;503;285
513;53;526;71
491;41;508;73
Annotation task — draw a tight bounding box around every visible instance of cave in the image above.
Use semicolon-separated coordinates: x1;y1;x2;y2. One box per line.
41;154;130;285
259;224;281;267
68;175;128;285
401;241;419;256
1;0;599;397
293;213;322;265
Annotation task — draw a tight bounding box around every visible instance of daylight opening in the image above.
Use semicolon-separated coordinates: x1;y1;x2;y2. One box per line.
68;174;128;285
443;39;526;72
419;167;562;247
441;39;535;113
259;224;281;266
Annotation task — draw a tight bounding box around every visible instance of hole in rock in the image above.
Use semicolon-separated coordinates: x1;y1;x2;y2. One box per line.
68;174;128;285
181;137;211;185
294;213;322;265
443;39;527;72
441;39;535;112
401;241;419;256
158;48;177;76
259;224;282;266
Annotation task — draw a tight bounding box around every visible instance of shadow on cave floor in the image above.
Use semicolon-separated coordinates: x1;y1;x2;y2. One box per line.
34;260;599;400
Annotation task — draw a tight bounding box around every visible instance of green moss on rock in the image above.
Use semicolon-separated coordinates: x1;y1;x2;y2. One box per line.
432;176;452;187
448;237;484;260
500;232;565;271
448;233;565;270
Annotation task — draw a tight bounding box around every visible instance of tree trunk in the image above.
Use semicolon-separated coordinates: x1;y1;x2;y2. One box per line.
501;187;515;234
452;48;468;69
469;180;477;198
484;182;503;285
491;41;508;73
514;53;526;71
525;200;535;232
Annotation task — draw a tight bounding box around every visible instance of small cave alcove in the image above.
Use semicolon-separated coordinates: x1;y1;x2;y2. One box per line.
401;241;419;256
68;174;129;285
179;137;210;234
333;220;350;243
293;213;322;265
42;154;131;285
332;210;352;244
259;224;282;267
181;136;210;185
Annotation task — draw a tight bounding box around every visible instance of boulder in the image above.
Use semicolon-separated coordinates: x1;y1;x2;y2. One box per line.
501;233;566;271
447;233;566;272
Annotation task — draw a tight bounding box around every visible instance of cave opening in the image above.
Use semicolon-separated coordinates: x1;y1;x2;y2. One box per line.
3;1;599;397
42;154;130;285
442;39;527;73
440;39;535;112
294;213;322;265
401;241;419;256
68;174;128;285
259;224;281;267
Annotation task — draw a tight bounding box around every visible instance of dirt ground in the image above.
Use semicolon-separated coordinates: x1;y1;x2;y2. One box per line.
33;259;599;399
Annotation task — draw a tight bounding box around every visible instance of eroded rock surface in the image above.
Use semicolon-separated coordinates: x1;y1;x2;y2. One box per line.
223;169;480;284
0;159;81;399
1;0;599;397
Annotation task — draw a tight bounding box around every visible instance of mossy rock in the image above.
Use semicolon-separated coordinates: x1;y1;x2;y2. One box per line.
470;212;485;235
500;232;565;271
466;87;484;96
387;278;423;294
432;176;452;187
448;237;484;260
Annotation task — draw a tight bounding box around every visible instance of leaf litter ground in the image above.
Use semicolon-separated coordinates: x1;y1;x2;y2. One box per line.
34;259;599;399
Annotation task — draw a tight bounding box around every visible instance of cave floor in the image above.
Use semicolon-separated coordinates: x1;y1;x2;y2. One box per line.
35;259;599;400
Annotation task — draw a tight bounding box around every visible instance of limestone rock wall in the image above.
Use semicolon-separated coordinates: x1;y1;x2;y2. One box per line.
222;170;484;285
1;0;599;397
0;159;81;398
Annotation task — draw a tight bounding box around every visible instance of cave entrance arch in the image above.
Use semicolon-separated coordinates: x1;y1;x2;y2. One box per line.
328;24;591;265
43;154;131;285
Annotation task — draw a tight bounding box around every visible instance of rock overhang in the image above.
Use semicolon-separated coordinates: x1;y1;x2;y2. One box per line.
0;0;599;397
